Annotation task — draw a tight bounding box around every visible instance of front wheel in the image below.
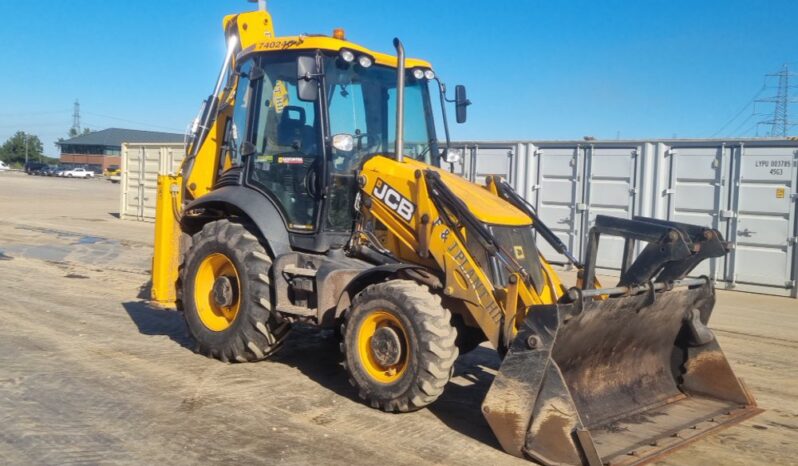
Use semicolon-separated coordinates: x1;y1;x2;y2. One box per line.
180;220;290;362
342;279;458;412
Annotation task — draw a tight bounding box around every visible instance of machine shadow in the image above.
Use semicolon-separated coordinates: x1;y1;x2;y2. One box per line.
121;291;503;449
427;346;505;451
122;301;194;351
269;324;361;403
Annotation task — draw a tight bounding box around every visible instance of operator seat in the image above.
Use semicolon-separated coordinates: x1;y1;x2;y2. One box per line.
277;106;316;154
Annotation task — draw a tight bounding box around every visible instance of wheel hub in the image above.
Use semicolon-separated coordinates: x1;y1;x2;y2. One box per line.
370;326;403;367
212;276;237;307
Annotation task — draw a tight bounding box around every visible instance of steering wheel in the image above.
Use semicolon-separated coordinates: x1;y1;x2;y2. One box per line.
302;157;322;198
353;132;370;151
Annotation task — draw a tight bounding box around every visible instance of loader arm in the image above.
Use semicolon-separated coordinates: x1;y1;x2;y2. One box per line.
356;155;564;349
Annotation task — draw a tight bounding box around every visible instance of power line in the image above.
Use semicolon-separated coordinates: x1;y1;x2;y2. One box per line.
0;110;70;117
82;111;184;132
728;112;758;136
711;85;766;137
0;122;73;129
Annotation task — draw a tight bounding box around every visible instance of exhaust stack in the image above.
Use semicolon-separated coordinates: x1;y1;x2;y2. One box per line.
393;38;405;162
248;0;267;12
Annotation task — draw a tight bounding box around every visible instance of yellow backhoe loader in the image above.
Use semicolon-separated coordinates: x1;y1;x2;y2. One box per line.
150;4;761;464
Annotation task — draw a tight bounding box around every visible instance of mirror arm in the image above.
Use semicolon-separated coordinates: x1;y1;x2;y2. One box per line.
441;85;457;103
434;78;455;172
435;78;452;150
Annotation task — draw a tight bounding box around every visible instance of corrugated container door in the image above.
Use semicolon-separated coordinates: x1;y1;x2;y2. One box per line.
533;145;583;263
160;145;186;174
121;146;145;220
140;146;162;219
582;145;640;271
728;144;797;294
463;144;515;185
664;145;730;281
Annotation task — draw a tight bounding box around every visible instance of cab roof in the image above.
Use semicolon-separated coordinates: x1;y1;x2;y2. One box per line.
223;10;432;69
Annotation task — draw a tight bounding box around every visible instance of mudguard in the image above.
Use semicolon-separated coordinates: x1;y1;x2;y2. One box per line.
181;185;291;257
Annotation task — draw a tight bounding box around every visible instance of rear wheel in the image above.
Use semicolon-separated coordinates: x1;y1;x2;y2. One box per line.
181;220;289;362
342;279;458;412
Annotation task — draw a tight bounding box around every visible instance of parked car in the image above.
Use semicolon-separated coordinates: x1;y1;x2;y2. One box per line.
24;162;47;174
0;161;9;171
62;167;95;178
104;165;122;183
33;165;51;175
104;165;120;177
41;166;59;176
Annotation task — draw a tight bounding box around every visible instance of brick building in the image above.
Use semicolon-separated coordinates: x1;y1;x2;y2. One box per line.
57;128;184;172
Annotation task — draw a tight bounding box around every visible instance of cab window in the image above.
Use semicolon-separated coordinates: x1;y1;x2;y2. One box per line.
246;55;321;232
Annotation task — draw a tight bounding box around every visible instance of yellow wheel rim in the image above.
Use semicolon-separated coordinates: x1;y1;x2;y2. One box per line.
194;253;241;332
356;310;409;384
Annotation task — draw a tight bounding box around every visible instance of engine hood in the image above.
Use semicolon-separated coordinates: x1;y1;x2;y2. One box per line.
362;156;532;227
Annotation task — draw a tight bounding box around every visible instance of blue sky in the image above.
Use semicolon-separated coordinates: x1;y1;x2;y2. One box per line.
0;0;795;157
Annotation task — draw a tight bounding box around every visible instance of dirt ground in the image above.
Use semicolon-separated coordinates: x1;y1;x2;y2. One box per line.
0;171;796;466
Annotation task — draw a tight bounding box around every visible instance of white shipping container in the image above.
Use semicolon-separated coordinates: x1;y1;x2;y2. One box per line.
453;139;798;298
119;143;186;221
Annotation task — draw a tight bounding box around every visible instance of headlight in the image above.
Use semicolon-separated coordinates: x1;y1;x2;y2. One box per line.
340;49;355;63
412;68;425;79
358;55;373;68
424;69;435;80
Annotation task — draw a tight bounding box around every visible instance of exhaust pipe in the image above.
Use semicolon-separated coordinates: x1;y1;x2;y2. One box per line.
393;38;405;163
247;0;267;12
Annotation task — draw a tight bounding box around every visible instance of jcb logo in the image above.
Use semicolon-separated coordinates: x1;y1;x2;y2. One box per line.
372;179;416;221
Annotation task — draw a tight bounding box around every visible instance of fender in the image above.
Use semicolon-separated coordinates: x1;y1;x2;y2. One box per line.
181;185;291;257
334;263;442;317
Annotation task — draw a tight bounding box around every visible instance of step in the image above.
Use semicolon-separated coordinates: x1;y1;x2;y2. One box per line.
283;265;318;277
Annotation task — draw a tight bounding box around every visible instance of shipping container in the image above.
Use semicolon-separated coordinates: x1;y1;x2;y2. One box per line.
119;143;185;221
452;139;798;297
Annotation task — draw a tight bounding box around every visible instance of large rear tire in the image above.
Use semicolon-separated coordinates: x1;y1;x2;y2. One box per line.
180;220;289;362
342;279;458;412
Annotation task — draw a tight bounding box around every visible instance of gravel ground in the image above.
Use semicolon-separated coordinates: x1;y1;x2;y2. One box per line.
0;171;795;466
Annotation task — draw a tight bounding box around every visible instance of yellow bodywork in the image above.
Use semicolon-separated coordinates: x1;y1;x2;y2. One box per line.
151;8;433;306
151;174;182;306
152;7;566;346
185;10;432;203
358;156;566;348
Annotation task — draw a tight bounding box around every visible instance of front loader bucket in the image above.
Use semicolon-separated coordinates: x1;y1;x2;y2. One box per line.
482;280;761;466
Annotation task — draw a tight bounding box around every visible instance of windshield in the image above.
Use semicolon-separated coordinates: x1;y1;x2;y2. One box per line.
241;51;440;234
324;56;438;169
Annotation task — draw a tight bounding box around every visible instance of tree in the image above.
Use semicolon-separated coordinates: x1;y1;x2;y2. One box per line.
67;127;90;138
0;131;44;165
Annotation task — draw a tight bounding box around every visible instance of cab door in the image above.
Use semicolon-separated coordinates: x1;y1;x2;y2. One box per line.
242;54;324;233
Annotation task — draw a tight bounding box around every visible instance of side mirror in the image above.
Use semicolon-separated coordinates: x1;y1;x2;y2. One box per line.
297;56;319;102
455;85;470;124
443;148;462;164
